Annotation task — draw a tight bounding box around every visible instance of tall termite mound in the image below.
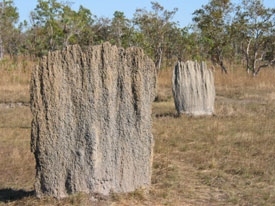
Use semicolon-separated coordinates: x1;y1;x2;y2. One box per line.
172;61;215;116
30;42;157;198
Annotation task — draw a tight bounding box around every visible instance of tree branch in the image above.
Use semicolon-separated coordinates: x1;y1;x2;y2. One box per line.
254;59;275;76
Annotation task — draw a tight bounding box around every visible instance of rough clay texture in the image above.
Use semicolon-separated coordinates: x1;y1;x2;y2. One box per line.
172;61;215;116
30;42;157;198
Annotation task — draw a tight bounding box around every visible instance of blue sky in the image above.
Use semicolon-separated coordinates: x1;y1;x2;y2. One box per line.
14;0;274;27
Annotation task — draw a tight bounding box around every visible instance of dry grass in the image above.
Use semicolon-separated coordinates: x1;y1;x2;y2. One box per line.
1;59;275;205
214;66;275;102
0;56;33;103
155;68;174;102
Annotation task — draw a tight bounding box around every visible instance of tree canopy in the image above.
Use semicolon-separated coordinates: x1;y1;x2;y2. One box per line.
0;0;274;75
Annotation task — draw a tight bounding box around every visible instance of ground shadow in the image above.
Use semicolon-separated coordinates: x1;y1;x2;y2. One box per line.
0;189;34;203
155;112;179;118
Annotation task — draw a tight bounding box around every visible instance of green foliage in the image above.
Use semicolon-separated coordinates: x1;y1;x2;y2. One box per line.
30;0;65;55
0;0;18;22
0;0;20;57
133;2;178;70
28;0;96;56
61;5;95;46
193;0;233;73
109;11;132;48
233;0;274;75
0;0;273;75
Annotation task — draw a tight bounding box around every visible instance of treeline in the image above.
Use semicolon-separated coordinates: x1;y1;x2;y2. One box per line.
0;0;274;75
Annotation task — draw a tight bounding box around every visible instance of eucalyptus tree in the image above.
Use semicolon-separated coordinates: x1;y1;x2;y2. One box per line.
133;2;178;71
30;0;95;56
0;0;19;58
110;11;132;48
31;0;64;54
164;26;203;62
61;5;95;46
92;17;112;44
193;0;233;73
233;0;274;75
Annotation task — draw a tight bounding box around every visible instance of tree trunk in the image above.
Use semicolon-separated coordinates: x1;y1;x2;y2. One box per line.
0;37;3;60
219;60;228;74
217;50;227;74
246;57;250;74
155;47;163;73
253;60;275;76
245;38;252;74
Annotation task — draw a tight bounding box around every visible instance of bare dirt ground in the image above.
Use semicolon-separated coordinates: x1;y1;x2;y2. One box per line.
1;62;275;205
